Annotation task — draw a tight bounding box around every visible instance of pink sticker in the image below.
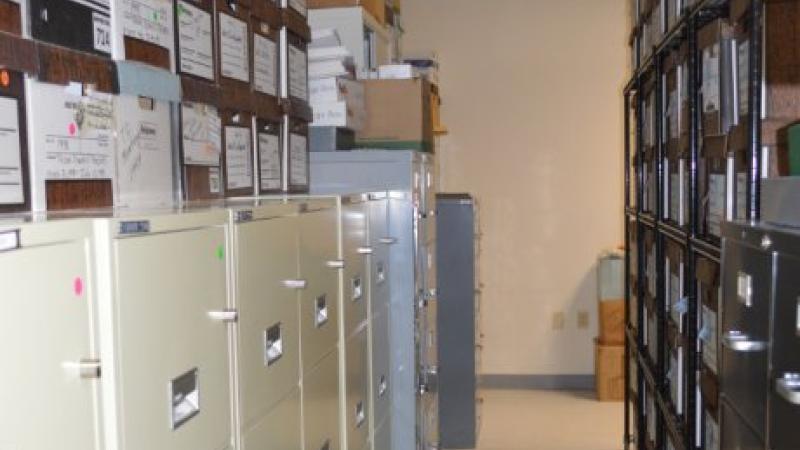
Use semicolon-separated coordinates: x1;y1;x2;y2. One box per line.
68;123;77;136
73;277;84;296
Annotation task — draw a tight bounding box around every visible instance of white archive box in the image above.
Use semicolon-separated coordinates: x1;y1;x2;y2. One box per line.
309;77;365;105
312;101;365;130
109;0;176;71
25;79;117;211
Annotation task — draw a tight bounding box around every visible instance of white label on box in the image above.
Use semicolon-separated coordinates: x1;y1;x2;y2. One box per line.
219;13;249;82
702;43;721;113
115;96;173;207
258;132;280;190
736;171;747;221
288;0;307;16
181;103;221;166
289;133;307;185
289;44;308;101
705;411;720;450
701;304;718;373
177;1;214;80
670;173;680;222
708;173;725;237
224;126;253;190
208;166;220;193
93;12;113;53
33;84;115;180
738;40;750;118
253;34;278;96
0;97;24;204
120;0;173;49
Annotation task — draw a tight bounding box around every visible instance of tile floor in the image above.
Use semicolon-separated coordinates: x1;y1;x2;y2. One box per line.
472;389;624;450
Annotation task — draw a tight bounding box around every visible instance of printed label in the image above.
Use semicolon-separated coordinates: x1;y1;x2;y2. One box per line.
33;84;115;180
708;174;725;237
120;0;173;49
254;34;278;96
288;44;308;101
702;44;721;113
289;133;308;185
93;12;112;53
224;126;253;190
181;103;221;166
258;132;281;190
177;1;214;80
738;40;750;118
0;97;24;204
736;172;747;221
208;166;220;193
219;13;249;82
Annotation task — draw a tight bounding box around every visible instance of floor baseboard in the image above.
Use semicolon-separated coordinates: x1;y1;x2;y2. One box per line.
479;374;595;391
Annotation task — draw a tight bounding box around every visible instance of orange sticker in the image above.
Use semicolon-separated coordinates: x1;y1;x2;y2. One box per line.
0;71;9;88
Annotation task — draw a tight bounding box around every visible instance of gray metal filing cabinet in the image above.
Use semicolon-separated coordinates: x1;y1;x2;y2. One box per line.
92;208;236;450
721;214;800;450
0;217;104;450
435;194;477;449
311;150;438;450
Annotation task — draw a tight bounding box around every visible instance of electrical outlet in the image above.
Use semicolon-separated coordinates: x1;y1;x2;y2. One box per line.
577;311;590;329
552;312;565;330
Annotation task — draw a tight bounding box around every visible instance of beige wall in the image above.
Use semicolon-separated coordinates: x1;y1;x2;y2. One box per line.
403;0;628;375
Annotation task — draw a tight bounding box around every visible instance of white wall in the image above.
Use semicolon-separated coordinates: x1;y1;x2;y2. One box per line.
402;0;628;375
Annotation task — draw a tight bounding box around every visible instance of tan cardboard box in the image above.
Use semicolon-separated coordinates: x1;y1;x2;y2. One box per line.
356;78;434;152
595;339;625;402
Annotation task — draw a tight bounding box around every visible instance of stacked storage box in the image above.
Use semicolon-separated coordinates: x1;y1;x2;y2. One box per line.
596;251;625;402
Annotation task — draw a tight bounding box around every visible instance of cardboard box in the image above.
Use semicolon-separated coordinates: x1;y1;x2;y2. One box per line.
598;300;624;345
308;0;385;24
595;340;624;402
356;78;433;152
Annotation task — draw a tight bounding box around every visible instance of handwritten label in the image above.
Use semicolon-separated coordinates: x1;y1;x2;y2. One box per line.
120;0;174;51
219;13;249;82
288;44;308;101
0;97;24;204
182;103;221;166
177;1;214;79
258;132;281;190
224;126;253;190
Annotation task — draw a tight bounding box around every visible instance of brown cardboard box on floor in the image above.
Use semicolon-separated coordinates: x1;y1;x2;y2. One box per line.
598;299;625;345
356;78;434;152
308;0;385;23
595;339;624;402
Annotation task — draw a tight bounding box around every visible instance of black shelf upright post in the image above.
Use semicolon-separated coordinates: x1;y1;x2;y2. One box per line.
654;48;667;450
747;0;763;220
624;88;633;450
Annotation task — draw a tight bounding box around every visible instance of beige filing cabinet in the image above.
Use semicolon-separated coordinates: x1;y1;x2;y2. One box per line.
92;208;235;450
226;200;303;450
0;218;104;450
338;194;372;450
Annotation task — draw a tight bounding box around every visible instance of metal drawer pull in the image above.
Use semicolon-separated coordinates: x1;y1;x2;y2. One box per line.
357;246;374;255
776;374;800;405
63;359;102;379
379;237;397;245
722;331;767;352
282;279;307;290
208;309;238;323
325;259;345;269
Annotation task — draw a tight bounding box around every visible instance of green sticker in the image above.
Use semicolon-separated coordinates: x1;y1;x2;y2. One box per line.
216;245;225;261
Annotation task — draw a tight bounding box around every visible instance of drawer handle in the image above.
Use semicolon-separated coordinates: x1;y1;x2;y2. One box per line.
282;279;307;290
357;246;374;255
63;359;102;379
325;259;345;269
776;374;800;405
722;331;767;353
208;309;238;323
379;237;397;245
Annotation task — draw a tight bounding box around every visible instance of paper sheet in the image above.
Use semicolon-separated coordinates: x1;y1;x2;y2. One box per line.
289;133;307;185
181;103;221;166
177;0;214;80
708;173;725;237
288;44;308;101
254;34;278;96
120;0;174;49
737;40;750;117
224;126;253;190
258;132;281;190
219;13;249;82
702;43;721;113
0;96;24;204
